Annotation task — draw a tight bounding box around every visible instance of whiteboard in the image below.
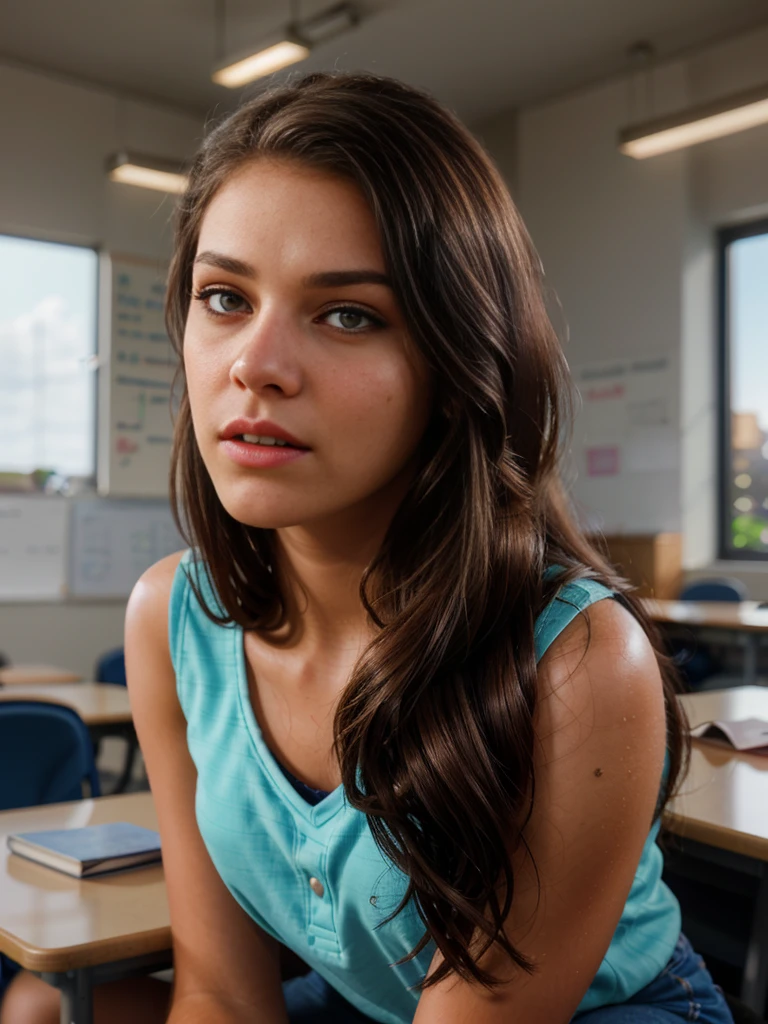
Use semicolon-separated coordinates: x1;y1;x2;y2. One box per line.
97;254;178;498
0;497;68;602
69;499;184;598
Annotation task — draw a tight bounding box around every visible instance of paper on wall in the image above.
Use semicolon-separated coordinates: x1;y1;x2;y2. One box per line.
0;497;68;601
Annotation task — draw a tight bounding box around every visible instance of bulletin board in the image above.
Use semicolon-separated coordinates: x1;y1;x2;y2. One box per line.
569;352;681;534
97;253;178;498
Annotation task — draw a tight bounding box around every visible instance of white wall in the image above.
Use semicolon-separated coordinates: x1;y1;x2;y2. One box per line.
0;62;203;675
0;63;203;257
476;25;768;595
517;63;689;539
475;107;518;193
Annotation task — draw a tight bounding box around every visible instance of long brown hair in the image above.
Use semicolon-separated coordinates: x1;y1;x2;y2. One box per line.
166;71;688;990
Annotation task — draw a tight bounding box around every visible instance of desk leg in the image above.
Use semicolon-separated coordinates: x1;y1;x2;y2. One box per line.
37;968;94;1024
744;634;759;687
36;951;171;1024
741;865;768;1012
89;724;140;796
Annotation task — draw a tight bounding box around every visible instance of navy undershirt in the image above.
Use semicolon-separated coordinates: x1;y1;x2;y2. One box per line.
276;758;331;805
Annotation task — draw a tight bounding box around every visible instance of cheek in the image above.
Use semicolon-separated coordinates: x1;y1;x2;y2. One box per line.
183;336;225;415
182;352;228;465
329;357;430;462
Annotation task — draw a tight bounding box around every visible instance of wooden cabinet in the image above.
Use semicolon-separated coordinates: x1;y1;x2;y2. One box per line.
591;533;682;599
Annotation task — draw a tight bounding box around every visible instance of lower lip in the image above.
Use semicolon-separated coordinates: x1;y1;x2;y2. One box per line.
220;439;310;469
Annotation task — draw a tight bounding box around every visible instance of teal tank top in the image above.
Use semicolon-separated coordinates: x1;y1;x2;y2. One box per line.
169;552;680;1022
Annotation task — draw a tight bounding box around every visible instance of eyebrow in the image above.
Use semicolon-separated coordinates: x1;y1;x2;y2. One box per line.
193;251;391;289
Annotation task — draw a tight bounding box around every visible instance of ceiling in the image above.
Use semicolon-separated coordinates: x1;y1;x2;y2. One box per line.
2;0;768;124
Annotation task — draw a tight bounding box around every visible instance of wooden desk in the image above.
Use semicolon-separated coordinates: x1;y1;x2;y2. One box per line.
0;665;82;686
0;683;131;727
644;599;768;686
665;687;768;1010
1;691;765;1021
0;792;170;1024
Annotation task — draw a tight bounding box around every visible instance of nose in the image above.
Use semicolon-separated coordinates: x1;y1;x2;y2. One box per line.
229;304;303;397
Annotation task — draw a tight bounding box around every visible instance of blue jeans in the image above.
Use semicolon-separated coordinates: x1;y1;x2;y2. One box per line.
282;933;735;1023
0;954;21;1001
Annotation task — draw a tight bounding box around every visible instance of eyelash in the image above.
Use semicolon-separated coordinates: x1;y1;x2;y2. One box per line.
192;287;387;333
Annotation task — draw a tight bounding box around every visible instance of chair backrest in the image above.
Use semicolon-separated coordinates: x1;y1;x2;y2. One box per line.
679;577;747;603
94;647;126;687
0;701;101;810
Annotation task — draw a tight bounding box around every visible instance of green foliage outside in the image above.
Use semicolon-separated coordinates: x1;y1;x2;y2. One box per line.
731;513;768;553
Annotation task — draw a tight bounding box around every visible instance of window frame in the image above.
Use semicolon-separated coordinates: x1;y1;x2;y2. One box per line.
0;231;100;486
717;216;768;562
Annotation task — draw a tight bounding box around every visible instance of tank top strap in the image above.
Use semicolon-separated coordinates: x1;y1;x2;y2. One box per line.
168;549;235;717
534;570;616;662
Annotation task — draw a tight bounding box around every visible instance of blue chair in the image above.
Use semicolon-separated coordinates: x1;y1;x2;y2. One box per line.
0;702;101;999
94;647;127;687
673;578;748;687
93;647;139;793
679;578;747;603
0;701;100;811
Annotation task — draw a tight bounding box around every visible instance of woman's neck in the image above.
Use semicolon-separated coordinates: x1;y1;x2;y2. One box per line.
269;460;417;653
271;501;395;653
274;529;375;652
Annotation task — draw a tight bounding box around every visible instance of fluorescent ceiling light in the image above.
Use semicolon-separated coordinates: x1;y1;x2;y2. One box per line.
212;3;358;88
106;152;188;194
212;38;309;87
620;83;768;159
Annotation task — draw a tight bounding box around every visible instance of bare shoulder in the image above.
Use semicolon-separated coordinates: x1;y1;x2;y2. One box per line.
125;549;187;637
124;550;188;711
535;594;666;766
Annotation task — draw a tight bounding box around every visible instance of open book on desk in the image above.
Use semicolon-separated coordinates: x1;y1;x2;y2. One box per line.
690;717;768;755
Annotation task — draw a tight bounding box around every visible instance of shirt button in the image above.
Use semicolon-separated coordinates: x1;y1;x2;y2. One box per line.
309;876;324;898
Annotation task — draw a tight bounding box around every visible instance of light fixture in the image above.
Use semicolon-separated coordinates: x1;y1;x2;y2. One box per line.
106;152;188;194
212;1;359;89
619;82;768;159
212;37;310;88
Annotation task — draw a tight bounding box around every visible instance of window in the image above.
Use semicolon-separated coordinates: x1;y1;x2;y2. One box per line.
0;234;98;485
719;218;768;560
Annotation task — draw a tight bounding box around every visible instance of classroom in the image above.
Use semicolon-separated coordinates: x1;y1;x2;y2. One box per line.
1;2;768;1022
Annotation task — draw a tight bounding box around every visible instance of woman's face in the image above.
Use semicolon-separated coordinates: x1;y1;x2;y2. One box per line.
184;159;431;532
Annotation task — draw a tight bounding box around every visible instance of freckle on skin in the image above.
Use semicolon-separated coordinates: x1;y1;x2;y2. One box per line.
594;768;603;777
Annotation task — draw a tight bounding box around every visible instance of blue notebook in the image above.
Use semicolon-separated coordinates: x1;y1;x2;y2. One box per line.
7;822;162;878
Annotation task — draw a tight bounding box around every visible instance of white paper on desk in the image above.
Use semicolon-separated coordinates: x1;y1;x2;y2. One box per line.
691;718;768;754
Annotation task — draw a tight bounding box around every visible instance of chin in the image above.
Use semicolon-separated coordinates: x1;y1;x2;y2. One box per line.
213;481;317;531
219;498;305;531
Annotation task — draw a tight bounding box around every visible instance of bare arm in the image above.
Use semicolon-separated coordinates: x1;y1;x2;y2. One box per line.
125;553;290;1024
413;598;669;1024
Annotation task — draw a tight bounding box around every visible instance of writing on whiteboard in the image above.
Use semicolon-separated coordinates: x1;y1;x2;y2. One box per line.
99;257;179;497
69;501;183;597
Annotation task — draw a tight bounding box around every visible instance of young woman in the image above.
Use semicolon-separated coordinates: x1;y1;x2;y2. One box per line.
2;72;734;1024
